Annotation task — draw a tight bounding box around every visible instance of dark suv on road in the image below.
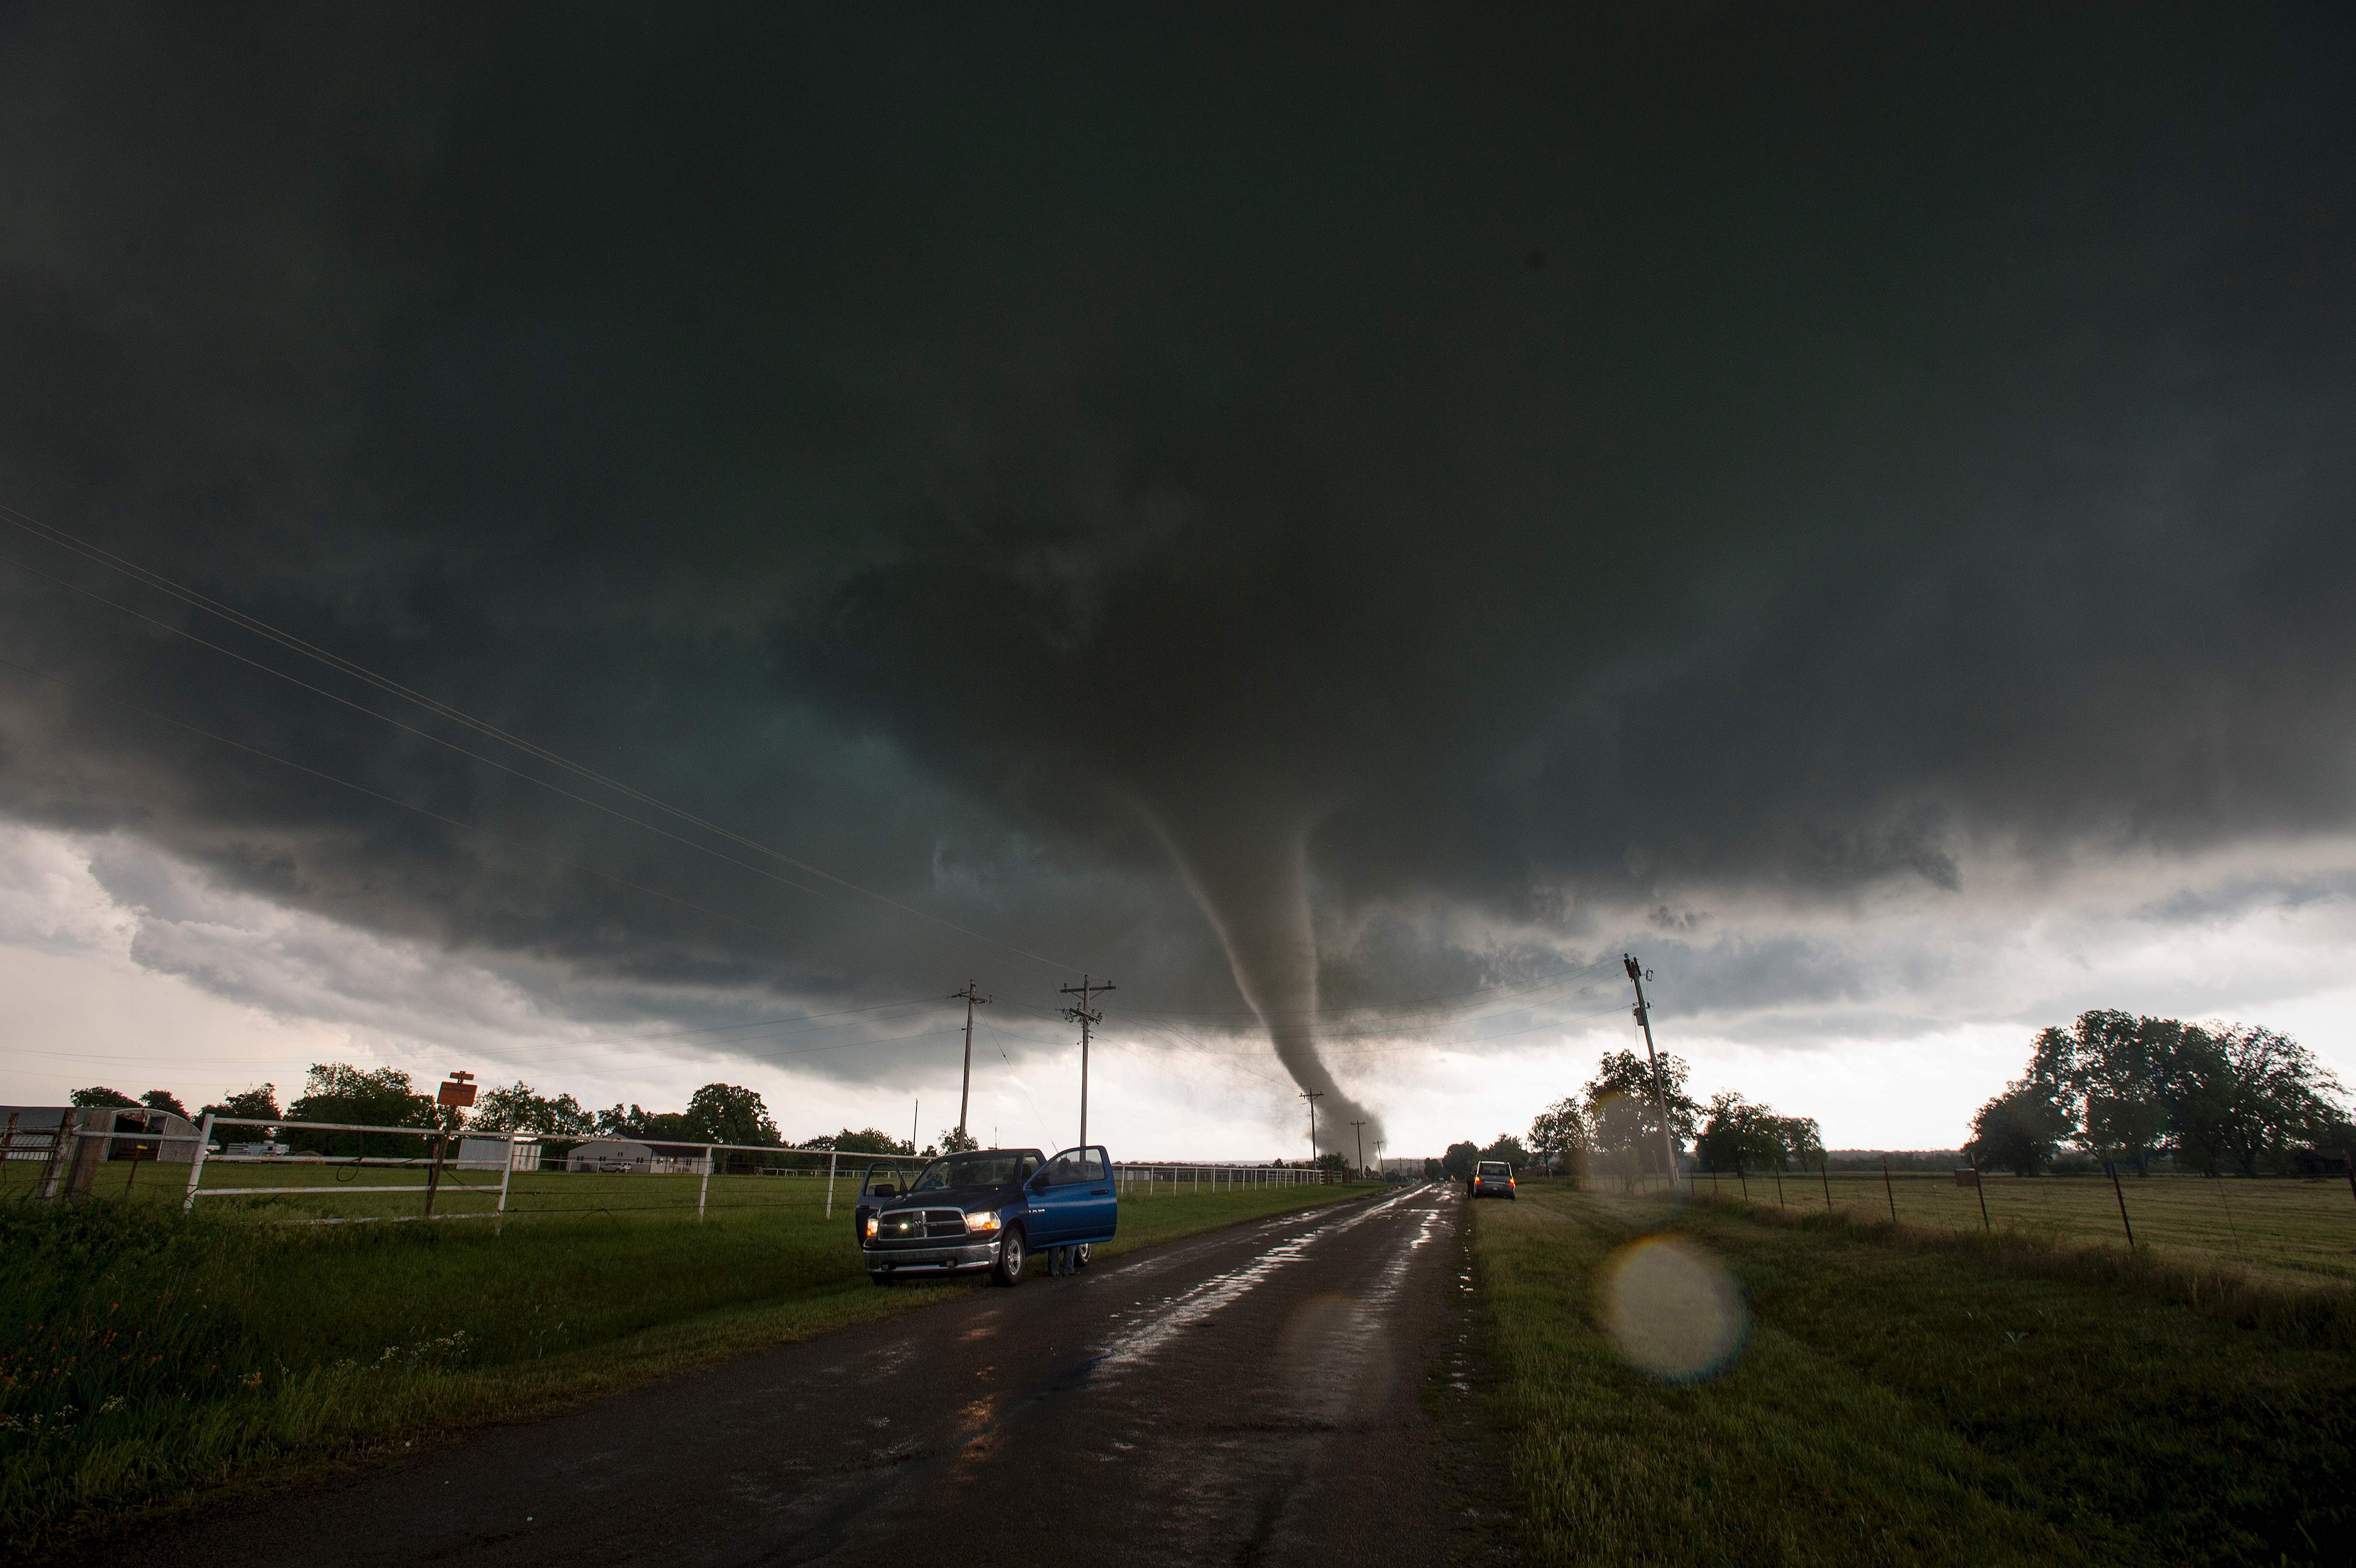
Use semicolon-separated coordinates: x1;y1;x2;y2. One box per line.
1470;1160;1516;1199
856;1145;1117;1286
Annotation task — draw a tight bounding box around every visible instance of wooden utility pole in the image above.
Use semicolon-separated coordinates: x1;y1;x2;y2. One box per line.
1060;974;1114;1149
1349;1119;1368;1178
951;980;993;1144
1622;955;1681;1185
1300;1090;1324;1165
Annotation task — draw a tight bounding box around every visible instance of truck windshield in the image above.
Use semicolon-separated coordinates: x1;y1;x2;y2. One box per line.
908;1152;1036;1193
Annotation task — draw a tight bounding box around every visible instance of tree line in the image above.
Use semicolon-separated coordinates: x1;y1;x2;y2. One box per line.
1445;1049;1823;1189
1968;1009;2353;1176
66;1066;940;1160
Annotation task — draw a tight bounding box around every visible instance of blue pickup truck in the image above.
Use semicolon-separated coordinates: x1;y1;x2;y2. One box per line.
855;1145;1116;1286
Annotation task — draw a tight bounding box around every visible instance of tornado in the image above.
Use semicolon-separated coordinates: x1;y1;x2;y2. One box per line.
1144;795;1381;1160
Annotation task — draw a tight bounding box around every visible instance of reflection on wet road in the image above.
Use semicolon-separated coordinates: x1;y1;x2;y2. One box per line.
221;1184;1464;1568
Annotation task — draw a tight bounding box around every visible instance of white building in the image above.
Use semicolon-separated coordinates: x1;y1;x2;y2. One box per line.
563;1138;710;1175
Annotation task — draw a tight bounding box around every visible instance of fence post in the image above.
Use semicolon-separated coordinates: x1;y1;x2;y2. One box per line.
1820;1156;1832;1212
1882;1158;1897;1223
825;1150;839;1219
1772;1162;1784;1208
67;1112;106;1199
35;1108;79;1200
497;1133;515;1216
1969;1152;1990;1232
1736;1159;1747;1201
182;1113;215;1214
2105;1160;2136;1249
698;1145;713;1224
2344;1147;2355;1208
424;1129;447;1218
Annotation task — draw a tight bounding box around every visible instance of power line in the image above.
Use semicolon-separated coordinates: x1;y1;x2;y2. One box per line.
0;652;812;947
1;507;1082;974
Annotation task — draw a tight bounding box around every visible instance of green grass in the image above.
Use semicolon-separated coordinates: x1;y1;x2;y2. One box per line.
1471;1181;2356;1567
0;1176;1379;1552
1683;1165;2356;1286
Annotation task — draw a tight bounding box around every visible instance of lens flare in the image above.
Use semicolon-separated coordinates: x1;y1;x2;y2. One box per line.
1595;1235;1749;1382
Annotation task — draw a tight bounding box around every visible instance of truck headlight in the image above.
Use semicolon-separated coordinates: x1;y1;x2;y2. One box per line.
965;1209;1002;1233
863;1215;878;1240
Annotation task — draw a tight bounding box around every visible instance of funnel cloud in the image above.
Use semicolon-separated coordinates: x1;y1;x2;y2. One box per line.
1148;796;1379;1157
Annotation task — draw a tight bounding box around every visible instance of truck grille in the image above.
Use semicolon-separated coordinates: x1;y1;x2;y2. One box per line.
876;1208;969;1240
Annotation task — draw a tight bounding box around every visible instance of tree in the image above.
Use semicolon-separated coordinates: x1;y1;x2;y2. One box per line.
1967;1079;2073;1176
139;1089;191;1119
1992;1011;2349;1176
1584;1049;1699;1176
1774;1112;1826;1168
682;1083;781;1147
469;1081;596;1136
1697;1092;1782;1172
595;1104;692;1140
1480;1134;1529;1168
70;1086;140;1108
285;1064;439;1156
1527;1096;1590;1182
2198;1024;2347;1176
2059;1010;2175;1173
199;1083;281;1132
1314;1150;1349;1175
829;1127;915;1156
1441;1141;1481;1181
938;1127;979;1154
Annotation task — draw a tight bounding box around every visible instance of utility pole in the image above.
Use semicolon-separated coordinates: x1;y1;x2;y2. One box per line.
1350;1119;1367;1178
1300;1090;1324;1165
1622;955;1680;1187
951;980;993;1143
1060;973;1114;1150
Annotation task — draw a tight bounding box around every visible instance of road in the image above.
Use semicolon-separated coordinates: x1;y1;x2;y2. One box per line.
230;1182;1473;1567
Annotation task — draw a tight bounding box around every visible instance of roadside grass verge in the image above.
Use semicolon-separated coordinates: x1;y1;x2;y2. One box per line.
1471;1183;2356;1567
1;1180;1377;1553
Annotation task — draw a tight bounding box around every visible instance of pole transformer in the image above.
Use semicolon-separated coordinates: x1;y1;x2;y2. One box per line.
1060;973;1114;1149
1623;954;1680;1185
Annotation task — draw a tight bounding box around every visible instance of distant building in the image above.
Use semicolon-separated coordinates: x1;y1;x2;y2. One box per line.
563;1138;710;1175
0;1104;200;1165
457;1136;542;1172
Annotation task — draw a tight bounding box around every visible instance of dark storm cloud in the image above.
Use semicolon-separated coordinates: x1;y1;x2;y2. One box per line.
1;4;2351;1122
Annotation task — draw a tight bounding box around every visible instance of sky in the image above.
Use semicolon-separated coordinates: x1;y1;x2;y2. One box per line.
1;5;2351;1159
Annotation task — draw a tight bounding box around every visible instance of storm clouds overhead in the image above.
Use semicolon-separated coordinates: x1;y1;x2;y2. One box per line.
1;5;2350;1153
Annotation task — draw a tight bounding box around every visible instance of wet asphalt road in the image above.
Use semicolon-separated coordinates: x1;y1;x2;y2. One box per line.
228;1182;1468;1567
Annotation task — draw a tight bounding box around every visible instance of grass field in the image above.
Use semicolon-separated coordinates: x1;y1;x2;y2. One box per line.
1470;1182;2356;1567
0;1174;1381;1553
1678;1166;2356;1286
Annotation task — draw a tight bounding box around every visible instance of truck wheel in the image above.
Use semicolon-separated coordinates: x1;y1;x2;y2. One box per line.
1073;1243;1091;1269
869;1271;896;1287
991;1225;1027;1287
